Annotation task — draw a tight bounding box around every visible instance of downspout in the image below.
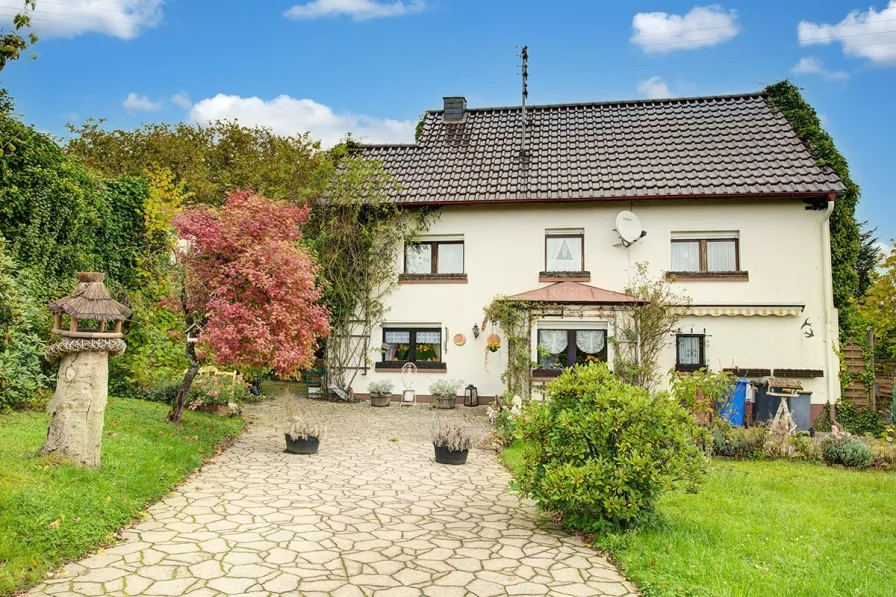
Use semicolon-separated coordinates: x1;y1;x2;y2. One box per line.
820;194;837;404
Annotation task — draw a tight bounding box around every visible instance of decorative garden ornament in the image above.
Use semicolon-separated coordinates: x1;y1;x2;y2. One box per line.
401;362;417;405
38;273;131;468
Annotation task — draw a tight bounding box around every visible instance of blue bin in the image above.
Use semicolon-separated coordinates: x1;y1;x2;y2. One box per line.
719;379;747;427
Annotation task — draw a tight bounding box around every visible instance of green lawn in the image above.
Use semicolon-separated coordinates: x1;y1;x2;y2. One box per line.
0;398;244;596
501;442;896;597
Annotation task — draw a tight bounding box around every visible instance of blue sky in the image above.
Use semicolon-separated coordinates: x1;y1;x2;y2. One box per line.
1;0;894;244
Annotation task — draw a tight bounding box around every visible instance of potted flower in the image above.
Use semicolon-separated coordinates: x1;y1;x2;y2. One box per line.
432;422;474;465
284;403;325;454
368;380;394;407
486;334;501;353
430;379;463;409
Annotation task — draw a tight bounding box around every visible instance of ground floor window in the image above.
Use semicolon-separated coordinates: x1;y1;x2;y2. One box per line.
676;334;706;372
537;328;607;370
382;328;442;366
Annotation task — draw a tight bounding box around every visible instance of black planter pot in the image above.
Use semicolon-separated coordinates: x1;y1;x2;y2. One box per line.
434;444;469;465
284;434;320;454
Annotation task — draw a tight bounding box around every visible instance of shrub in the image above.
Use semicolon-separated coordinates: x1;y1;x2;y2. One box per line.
143;378;182;404
368;380;394;396
515;363;707;532
712;424;768;459
669;368;737;422
821;435;872;468
813;400;834;432
869;442;896;471
187;375;250;410
487;393;523;446
836;400;885;436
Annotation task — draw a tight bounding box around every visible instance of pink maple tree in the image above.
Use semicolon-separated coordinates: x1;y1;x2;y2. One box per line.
172;190;329;379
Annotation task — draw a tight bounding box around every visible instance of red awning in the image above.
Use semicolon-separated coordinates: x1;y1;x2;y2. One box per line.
506;282;643;305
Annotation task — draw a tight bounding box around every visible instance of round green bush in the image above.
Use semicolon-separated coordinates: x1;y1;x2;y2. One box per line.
821;435;872;468
515;363;707;532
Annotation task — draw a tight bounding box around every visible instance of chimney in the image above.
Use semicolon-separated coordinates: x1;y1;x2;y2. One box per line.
443;96;466;122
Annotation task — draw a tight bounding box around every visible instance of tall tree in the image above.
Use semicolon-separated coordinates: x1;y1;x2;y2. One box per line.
167;190;329;423
0;1;37;72
857;242;896;358
855;222;881;300
65;120;326;206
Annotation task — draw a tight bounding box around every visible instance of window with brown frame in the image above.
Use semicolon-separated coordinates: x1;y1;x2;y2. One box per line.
379;327;443;369
545;230;584;272
676;334;706;372
671;238;740;272
405;241;464;274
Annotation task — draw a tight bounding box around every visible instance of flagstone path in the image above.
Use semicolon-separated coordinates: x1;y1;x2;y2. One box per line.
28;392;637;597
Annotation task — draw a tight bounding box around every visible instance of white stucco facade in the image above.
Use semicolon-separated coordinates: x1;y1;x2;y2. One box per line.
354;197;839;407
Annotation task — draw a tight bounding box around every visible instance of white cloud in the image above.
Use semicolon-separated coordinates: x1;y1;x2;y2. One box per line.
790;57;849;81
171;92;192;109
799;1;896;65
188;94;415;147
123;92;163;112
637;76;674;99
284;0;426;21
631;5;740;53
0;0;163;40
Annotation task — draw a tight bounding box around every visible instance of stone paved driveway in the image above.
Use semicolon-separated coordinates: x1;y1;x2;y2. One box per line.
29;394;636;597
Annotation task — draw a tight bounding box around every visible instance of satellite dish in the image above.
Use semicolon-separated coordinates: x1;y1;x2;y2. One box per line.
615;211;646;247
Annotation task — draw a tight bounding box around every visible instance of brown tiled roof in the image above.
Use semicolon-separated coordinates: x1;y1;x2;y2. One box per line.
362;93;845;205
507;282;643;305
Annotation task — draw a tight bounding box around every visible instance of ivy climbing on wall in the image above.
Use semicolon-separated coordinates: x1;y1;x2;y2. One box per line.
765;81;862;340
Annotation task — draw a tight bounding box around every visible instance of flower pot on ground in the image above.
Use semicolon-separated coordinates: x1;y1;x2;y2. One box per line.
368;380;394;407
430;379;463;410
284;402;325;455
432;422;473;465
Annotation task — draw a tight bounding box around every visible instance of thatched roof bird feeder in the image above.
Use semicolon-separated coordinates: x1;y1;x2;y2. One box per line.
49;272;132;339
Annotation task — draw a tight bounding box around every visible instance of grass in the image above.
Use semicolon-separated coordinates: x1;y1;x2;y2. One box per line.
0;397;244;596
501;442;896;597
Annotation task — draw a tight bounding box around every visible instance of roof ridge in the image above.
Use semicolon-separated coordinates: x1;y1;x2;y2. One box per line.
422;91;767;115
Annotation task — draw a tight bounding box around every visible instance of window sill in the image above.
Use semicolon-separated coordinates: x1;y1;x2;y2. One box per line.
531;368;563;381
398;273;467;284
666;271;749;282
773;368;824;378
539;271;591;282
723;367;772;378
675;365;706;373
375;362;446;373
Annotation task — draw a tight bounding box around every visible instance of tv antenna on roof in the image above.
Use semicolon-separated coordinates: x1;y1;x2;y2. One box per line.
520;45;529;159
614;211;647;248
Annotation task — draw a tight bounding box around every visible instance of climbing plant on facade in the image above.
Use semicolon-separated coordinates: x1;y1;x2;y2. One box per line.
307;149;430;395
765;81;862;339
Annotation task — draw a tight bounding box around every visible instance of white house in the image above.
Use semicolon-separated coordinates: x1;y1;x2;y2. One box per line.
357;93;844;421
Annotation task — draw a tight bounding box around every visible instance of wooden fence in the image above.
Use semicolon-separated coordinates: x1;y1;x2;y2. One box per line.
842;343;895;407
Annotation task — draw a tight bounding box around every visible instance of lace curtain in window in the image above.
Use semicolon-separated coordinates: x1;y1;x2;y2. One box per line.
575;330;605;354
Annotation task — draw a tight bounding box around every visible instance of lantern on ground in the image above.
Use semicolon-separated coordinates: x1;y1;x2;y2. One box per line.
38;272;131;468
464;384;479;407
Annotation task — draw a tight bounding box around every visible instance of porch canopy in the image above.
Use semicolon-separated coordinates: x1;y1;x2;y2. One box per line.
506;281;643;305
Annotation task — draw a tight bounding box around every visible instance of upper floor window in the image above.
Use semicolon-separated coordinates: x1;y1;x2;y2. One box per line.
671;232;740;272
382;327;443;366
545;229;584;272
675;334;706;372
405;240;464;274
